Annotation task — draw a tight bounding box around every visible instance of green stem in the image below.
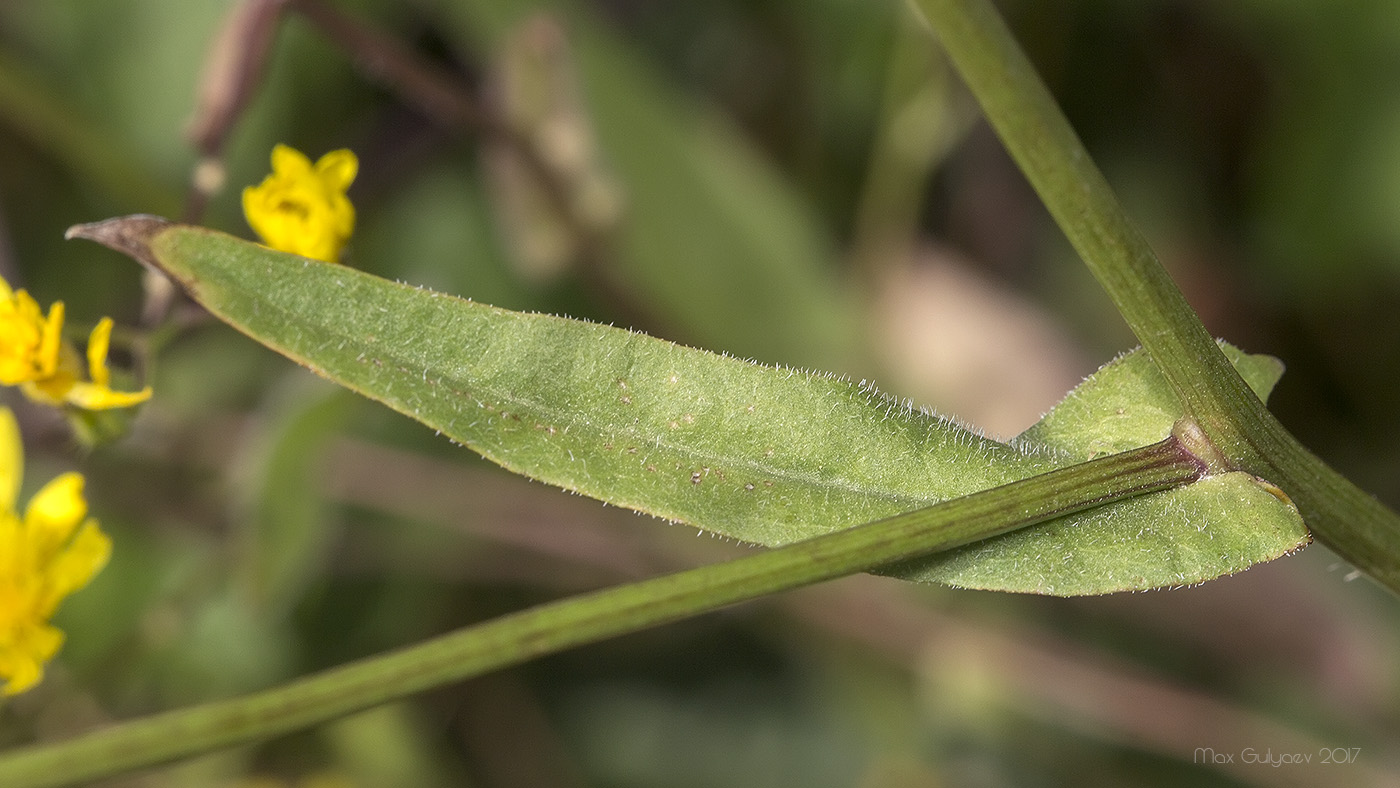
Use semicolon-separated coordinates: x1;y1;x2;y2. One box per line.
907;0;1400;592
906;0;1248;427
0;437;1202;788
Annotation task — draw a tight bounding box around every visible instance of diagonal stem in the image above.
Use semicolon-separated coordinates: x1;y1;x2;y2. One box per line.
905;0;1250;429
906;0;1400;593
0;437;1202;788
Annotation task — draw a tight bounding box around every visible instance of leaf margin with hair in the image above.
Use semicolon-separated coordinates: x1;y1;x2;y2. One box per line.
70;217;1309;595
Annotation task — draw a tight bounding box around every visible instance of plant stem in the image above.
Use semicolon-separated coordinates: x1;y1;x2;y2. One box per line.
906;0;1248;428
906;0;1400;592
0;437;1202;788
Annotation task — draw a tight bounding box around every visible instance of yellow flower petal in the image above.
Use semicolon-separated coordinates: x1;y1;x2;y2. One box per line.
37;520;110;618
0;622;63;696
271;143;314;178
38;299;64;378
20;367;78;407
0;407;20;514
24;472;88;558
0;510;20;578
86;317;114;387
60;380;153;411
314;149;358;192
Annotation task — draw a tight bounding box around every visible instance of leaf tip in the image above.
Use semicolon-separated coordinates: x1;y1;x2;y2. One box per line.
66;214;173;272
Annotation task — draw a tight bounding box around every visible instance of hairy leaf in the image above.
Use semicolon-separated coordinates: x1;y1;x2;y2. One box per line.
72;218;1309;594
911;344;1301;593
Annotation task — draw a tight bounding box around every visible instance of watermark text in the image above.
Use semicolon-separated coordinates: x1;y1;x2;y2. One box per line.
1194;747;1361;768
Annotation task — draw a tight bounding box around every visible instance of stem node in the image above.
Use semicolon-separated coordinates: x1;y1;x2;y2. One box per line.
1171;418;1230;476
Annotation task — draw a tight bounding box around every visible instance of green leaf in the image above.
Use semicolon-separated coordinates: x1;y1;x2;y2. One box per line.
1020;343;1285;459
71;218;1309;595
907;343;1302;594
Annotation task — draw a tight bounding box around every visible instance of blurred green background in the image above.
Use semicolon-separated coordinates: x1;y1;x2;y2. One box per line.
1;0;1398;786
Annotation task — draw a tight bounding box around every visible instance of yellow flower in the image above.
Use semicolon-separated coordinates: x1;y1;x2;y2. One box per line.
0;407;111;695
242;144;358;263
0;282;63;388
0;277;152;411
